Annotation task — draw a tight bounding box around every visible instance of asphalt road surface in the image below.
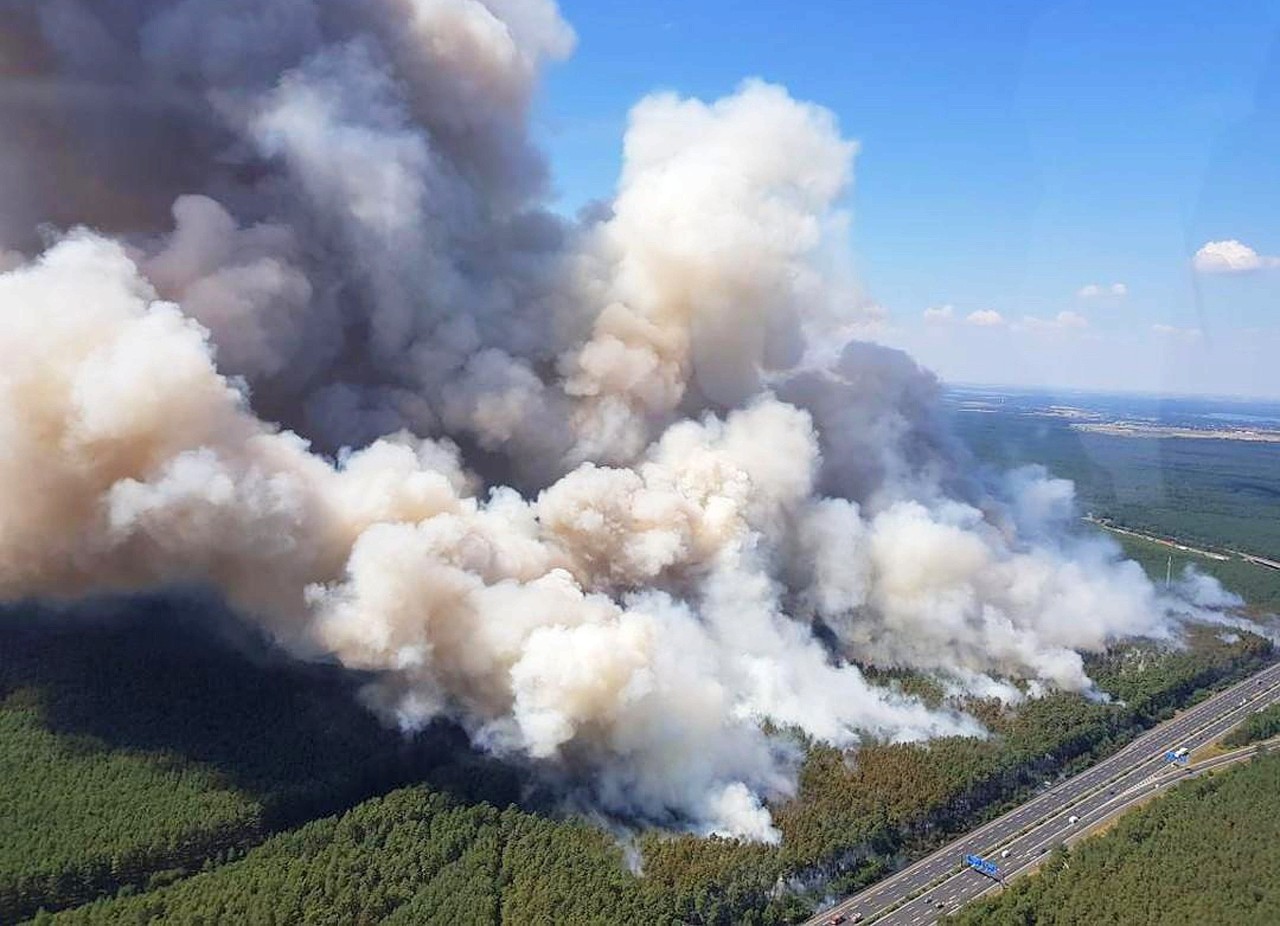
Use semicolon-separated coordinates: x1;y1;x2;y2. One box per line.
806;660;1280;926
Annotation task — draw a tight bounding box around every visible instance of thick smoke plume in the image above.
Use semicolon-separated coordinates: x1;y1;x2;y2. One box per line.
0;0;1241;838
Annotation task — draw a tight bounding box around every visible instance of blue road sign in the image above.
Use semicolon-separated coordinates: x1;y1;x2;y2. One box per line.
965;855;1000;877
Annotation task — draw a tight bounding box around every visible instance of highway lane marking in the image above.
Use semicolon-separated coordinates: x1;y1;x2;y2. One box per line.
805;665;1280;925
961;736;1280;911
928;690;1280;917
970;680;1280;853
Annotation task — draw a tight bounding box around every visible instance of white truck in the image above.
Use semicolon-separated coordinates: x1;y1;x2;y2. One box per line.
1174;746;1190;759
1067;815;1080;825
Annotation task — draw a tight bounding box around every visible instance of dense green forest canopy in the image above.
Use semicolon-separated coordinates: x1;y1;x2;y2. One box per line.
950;407;1280;614
2;596;1271;925
951;407;1280;562
944;752;1280;926
0;599;525;924
1223;701;1280;749
1109;532;1280;614
36;787;673;926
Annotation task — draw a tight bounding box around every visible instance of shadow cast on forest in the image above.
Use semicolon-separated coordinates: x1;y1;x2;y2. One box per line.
0;591;531;828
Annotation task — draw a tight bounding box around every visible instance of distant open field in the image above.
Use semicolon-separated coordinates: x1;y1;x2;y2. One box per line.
947;388;1280;612
1108;531;1280;615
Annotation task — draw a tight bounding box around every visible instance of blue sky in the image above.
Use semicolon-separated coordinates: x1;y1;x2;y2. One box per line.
535;1;1280;397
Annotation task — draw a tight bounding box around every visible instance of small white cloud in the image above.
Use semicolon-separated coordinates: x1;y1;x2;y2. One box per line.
965;309;1004;327
1023;310;1089;332
922;304;954;324
1192;240;1280;274
1152;323;1203;341
1076;282;1128;299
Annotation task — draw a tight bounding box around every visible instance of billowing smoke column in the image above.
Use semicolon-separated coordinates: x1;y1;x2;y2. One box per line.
0;0;1235;838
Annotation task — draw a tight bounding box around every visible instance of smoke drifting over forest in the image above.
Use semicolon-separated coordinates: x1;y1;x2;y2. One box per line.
0;0;1243;839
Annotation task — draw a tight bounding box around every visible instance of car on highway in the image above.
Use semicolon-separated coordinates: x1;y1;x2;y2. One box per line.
823;915;846;925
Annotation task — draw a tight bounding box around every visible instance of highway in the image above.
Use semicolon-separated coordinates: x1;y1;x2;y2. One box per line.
952;739;1280;912
806;660;1280;926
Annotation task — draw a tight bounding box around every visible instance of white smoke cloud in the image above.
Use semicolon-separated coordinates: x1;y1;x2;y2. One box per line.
144;195;315;380
563;79;861;463
0;0;1251;839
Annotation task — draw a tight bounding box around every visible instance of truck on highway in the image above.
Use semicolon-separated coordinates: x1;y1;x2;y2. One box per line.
1174;746;1189;758
1067;815;1080;825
